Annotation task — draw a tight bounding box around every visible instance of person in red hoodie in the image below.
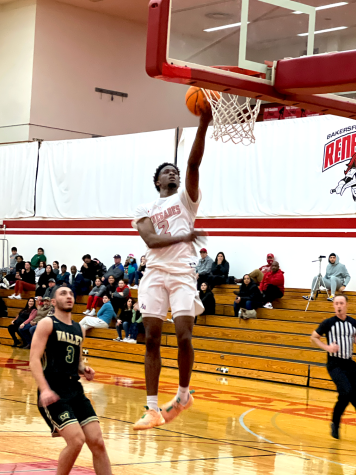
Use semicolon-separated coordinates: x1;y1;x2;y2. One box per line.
259;261;284;309
235;253;275;284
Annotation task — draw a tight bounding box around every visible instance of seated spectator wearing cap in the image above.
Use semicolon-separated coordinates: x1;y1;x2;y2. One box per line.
303;253;350;302
56;264;70;286
131;256;146;289
235;253;275;285
233;274;263;318
80;254;97;289
52;261;60;276
93;258;107;279
82;278;106;317
80;294;116;331
43;279;59;300
9;262;36;299
260;261;284;309
68;266;87;299
207;252;230;289
30;247;47;270
112;279;131;315
127;256;138;288
126;302;143;344
18;297;52;348
101;254;124;286
35;265;56;297
113;297;135;342
196;248;214;290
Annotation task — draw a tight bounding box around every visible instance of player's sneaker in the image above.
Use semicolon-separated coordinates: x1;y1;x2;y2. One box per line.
133;407;165;430
161;391;195;424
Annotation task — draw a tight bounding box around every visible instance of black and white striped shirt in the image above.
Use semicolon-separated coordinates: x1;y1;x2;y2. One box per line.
316;316;356;361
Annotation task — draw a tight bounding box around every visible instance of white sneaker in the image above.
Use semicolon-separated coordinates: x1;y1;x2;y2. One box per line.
3;278;10;289
128;339;137;344
14;294;22;300
167;318;174;323
83;309;91;315
263;302;273;309
131;285;138;289
88;308;96;316
113;337;122;342
8;294;16;299
123;338;129;342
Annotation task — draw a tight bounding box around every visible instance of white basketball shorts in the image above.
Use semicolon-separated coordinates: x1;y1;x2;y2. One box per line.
138;268;204;320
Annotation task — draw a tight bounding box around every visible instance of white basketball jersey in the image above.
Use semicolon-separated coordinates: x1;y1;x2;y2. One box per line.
133;188;201;274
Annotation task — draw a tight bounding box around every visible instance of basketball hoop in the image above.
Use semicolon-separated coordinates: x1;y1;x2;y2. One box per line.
203;90;261;145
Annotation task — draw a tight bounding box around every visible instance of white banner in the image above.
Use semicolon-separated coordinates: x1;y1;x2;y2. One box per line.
178;115;356;217
0;142;38;219
36;129;177;218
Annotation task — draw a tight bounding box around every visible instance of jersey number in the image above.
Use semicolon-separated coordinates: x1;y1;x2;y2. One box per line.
158;220;171;236
66;345;75;364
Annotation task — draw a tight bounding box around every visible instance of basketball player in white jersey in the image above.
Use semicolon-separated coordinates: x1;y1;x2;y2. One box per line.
132;109;212;430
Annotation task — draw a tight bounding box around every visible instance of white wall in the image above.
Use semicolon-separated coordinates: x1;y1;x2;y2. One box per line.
0;0;36;143
4;232;355;291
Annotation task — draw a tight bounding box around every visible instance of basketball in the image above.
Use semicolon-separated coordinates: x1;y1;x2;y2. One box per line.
185;86;216;116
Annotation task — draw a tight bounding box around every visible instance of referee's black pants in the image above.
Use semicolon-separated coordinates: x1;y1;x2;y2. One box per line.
327;359;356;428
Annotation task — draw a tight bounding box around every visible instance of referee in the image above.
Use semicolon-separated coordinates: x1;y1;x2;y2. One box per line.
311;294;356;439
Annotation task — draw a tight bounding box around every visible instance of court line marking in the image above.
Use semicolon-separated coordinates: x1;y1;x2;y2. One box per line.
239;408;356;469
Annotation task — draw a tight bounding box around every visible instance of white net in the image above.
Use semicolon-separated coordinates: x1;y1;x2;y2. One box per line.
203;89;261;145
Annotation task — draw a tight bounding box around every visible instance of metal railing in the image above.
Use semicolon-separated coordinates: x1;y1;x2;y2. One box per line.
0;225;9;273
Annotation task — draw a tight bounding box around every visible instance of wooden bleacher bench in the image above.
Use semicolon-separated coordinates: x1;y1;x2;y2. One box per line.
1;285;352;391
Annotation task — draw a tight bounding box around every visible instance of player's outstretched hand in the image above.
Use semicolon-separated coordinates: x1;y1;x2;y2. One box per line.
328;342;340;353
39;388;59;407
83;366;95;381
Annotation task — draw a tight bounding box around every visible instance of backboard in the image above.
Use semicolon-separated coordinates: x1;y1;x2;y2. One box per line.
146;0;356;117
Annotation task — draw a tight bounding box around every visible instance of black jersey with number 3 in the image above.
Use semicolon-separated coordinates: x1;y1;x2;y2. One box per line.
42;316;83;389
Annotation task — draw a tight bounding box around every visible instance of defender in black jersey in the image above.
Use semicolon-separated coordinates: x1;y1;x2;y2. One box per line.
311;294;356;440
30;286;111;474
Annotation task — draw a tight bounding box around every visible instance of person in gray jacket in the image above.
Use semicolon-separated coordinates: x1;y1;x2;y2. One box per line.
196;248;214;289
304;253;350;302
43;279;59;300
101;254;124;285
83;277;107;316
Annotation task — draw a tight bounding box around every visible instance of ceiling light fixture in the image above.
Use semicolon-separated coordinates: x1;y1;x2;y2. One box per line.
298;26;347;36
204;22;249;32
293;2;347;14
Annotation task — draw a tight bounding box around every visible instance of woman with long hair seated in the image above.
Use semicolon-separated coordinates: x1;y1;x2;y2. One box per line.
199;282;216;315
208;252;230;289
8;297;37;347
35;264;56;297
233;274;263;319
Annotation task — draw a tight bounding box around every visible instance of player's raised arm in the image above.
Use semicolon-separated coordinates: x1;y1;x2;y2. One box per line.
30;317;59;406
137;217;202;249
185;109;212;202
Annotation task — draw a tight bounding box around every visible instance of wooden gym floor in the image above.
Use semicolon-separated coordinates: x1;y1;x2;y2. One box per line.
1;345;356;474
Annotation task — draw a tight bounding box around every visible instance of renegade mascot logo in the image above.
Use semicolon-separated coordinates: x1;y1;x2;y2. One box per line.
323;126;356;201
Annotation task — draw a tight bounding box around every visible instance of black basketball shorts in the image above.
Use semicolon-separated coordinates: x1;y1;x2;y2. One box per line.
38;383;98;433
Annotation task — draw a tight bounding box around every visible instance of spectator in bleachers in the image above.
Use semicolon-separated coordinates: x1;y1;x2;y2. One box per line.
18;297;51;348
69;265;88;297
233;274;263;318
52;261;60;276
8;297;36;347
80;294;115;331
30;248;46;270
303;253;351;302
0;296;7;318
235;253;275;284
9;262;36;299
112;279;131;315
35;264;56;297
208;252;230;289
106;275;117;298
35;261;46;283
6;247;19;275
199;282;216;316
126;302;143;344
123;257;130;281
56;264;70;286
0;255;25;289
128;256;138;288
80;254;97;287
43;279;58;299
101;254;124;285
260;261;284;309
93;258;107;279
129;255;146;289
113;297;134;342
196;248;214;290
82;278;106;316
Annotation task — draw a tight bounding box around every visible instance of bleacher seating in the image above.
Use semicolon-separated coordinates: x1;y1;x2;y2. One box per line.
0;285;348;391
